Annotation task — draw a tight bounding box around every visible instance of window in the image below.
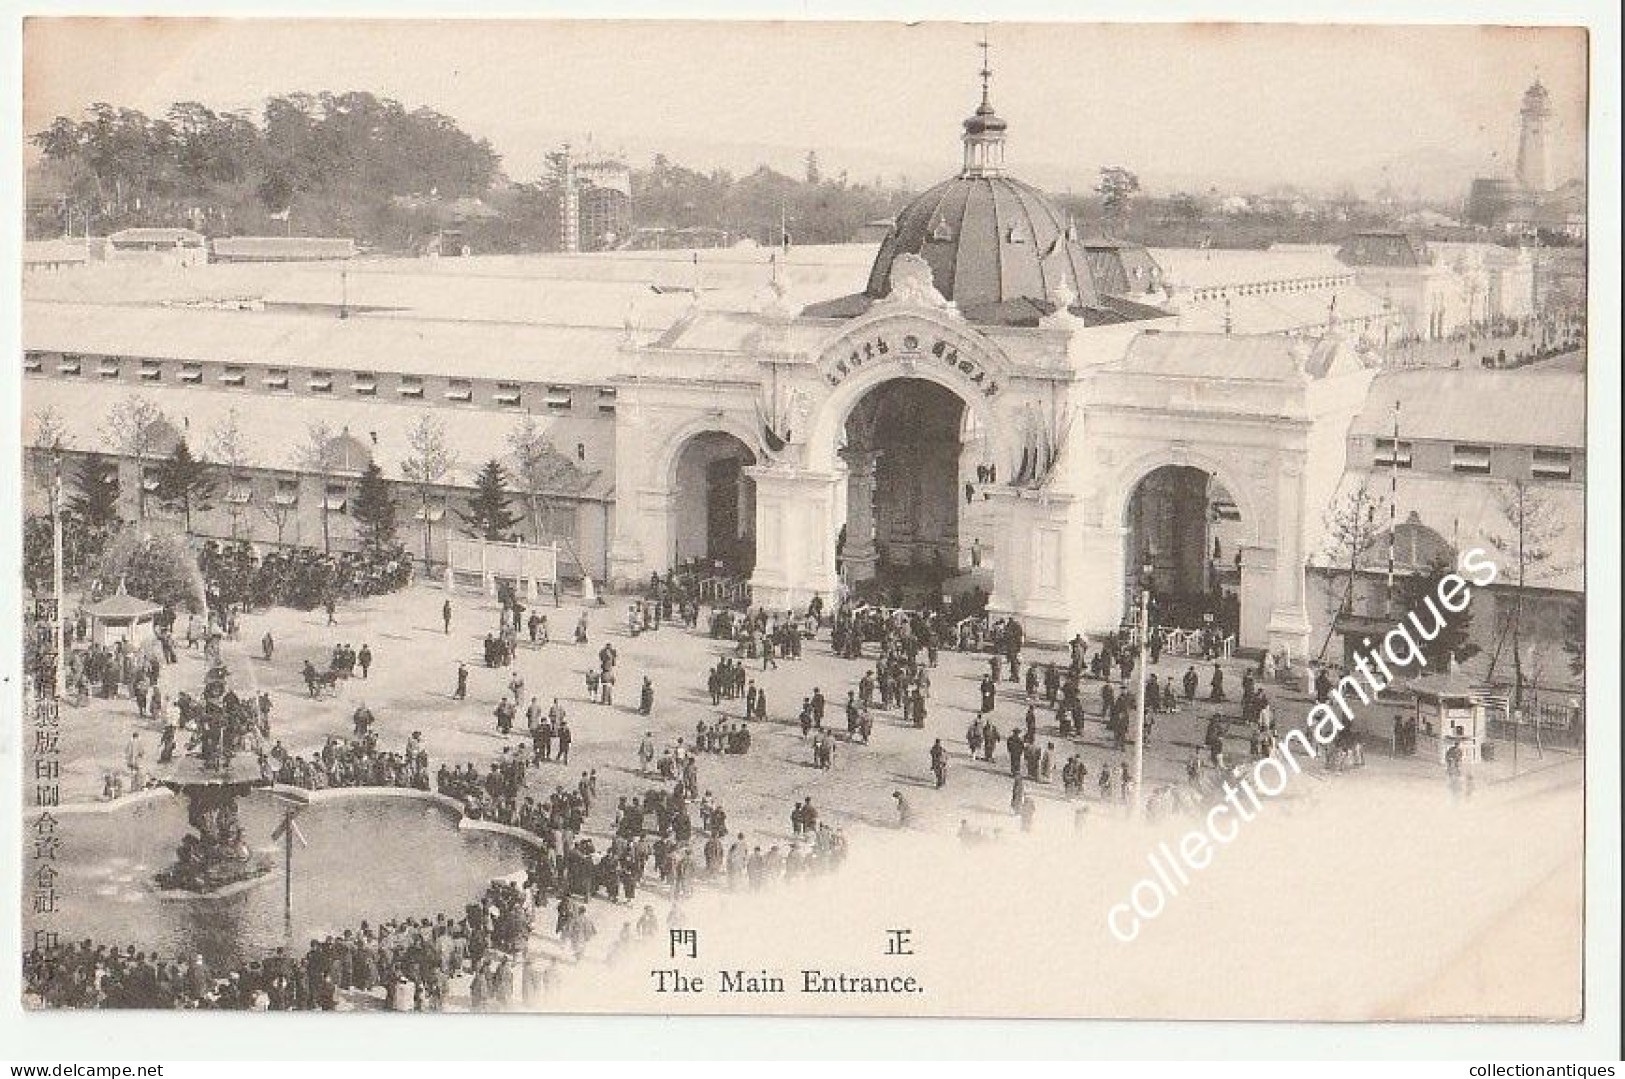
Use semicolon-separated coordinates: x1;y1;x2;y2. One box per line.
219;365;246;387
179;363;203;384
324;483;349;512
352;372;377;396
139;359;162;381
141;466;161;493
398;376;425;399
494;382;523;407
225;480;253;505
58;354;83;376
23;352;44;374
307;371;334;393
445;379;472;403
597;387;618;414
1532;448;1573;480
412;498;447;523
263;368;290;390
1451;444;1492;475
272;479;299;507
546;385;572;411
1373;438;1413;469
98;357;121;379
538;503;578;543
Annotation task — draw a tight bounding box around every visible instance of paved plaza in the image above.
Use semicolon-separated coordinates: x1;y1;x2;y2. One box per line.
53;580;1577;844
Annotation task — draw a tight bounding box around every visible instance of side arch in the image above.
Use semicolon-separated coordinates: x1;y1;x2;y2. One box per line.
1104;446;1266;549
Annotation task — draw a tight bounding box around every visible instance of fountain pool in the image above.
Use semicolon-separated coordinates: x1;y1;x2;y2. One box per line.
25;791;529;970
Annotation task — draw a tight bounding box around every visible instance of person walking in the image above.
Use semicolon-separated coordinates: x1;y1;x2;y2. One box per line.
930;739;948;789
358;643;373;680
442;599;453;635
454;662;469;700
124;731;146;791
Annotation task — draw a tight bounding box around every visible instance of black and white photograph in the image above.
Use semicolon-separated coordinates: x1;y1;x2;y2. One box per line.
3;5;1619;1065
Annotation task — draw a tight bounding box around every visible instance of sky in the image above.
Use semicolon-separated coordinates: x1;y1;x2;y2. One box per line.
21;19;1589;201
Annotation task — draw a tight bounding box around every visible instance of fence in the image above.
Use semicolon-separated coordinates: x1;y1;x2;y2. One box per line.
444;538;559;601
1122;623;1235;659
698;575;751;607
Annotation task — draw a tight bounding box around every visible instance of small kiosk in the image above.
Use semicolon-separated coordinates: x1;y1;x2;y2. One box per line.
1407;670;1492;766
86;591;162;650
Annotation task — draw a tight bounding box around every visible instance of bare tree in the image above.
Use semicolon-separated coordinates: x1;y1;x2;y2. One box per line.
208;408;252;540
294;421;340;553
30;406;72;503
105;395;169;519
1315;479;1386;661
508;415;590;582
258;476;299;548
400;414;458;571
1489;478;1564;727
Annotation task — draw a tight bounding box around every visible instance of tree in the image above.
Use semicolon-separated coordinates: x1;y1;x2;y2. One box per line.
295;421;341;553
207;409;252;539
459;458;521;541
259;476;299;548
351;460;398;551
508;416;591;581
105;395;170;520
67;454;122;541
155;437;218;535
400;414;458;569
1396;557;1479;668
1096;166;1141;236
1315;480;1386;660
92;525;206;614
1562;599;1585;680
1489;479;1564;721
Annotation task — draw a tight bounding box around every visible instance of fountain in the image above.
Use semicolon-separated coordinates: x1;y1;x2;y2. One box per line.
152;660;274;896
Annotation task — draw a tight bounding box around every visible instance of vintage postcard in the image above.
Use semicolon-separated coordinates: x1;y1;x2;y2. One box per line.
6;11;1616;1051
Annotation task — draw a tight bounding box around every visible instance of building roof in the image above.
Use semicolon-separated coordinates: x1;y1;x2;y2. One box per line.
209;236;357;261
1336;231;1433;268
1151;245;1351;290
87;593;162;619
23;239;90;265
22;378;615;494
1083;242;1164;299
861;173;1101;321
107;227;205;246
23;300;634;385
1115;331;1310;382
1348;369;1585;449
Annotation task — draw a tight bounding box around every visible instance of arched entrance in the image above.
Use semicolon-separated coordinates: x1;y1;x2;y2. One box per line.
672;431;756;576
1124;464;1244;639
840;377;985;606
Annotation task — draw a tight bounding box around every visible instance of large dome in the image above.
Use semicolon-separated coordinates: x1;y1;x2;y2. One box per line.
864;173;1101;321
803;72;1163;328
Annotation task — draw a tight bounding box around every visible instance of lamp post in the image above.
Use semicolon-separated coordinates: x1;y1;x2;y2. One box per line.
1133;563;1153;819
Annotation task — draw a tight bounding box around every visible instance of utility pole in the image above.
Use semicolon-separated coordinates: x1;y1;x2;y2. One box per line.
270;799;306;934
1133;564;1152;819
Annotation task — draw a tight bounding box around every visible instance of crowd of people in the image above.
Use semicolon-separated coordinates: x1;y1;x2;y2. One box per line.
23;880;534;1010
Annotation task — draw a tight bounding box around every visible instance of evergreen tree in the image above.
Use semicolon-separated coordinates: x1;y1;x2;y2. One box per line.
1396;558;1478;668
459;458;521;541
155;437;218;535
67;453;122;537
351;460;398;550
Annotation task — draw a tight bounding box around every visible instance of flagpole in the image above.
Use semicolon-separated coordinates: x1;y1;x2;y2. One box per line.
1387;399;1399;613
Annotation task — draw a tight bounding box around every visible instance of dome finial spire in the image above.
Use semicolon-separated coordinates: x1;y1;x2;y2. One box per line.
961;32;1007;177
978;34;992;107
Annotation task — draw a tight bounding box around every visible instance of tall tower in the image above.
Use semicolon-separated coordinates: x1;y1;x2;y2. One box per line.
1515;80;1551;193
555;143;580;254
